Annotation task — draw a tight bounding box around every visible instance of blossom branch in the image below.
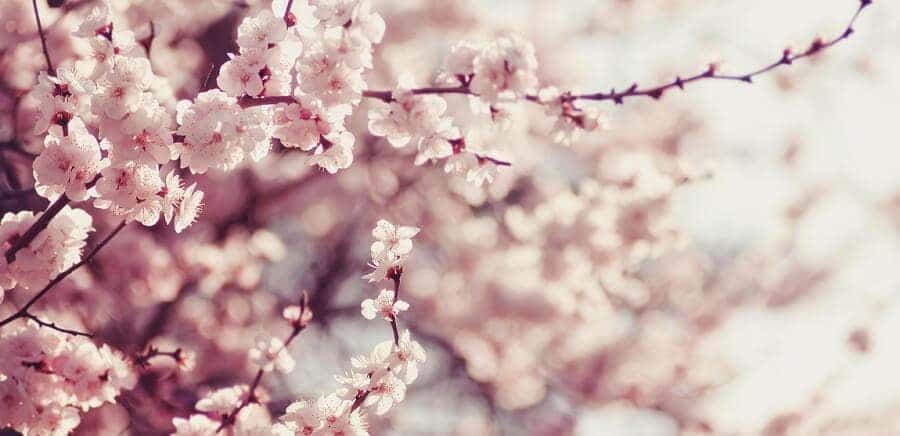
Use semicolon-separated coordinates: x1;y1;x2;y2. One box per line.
31;0;54;74
23;312;93;338
568;0;872;104
4;174;100;263
237;95;297;108
0;220;127;331
359;1;871;107
4;195;70;263
216;291;311;432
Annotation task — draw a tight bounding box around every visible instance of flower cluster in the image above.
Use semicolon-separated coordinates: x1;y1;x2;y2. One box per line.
0;321;136;434
24;1;205;234
169;0;386;175
0;207;93;296
279;219;425;432
167;219;425;435
363;219;419;282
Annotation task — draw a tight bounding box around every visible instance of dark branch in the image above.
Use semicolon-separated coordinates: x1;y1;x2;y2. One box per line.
0;220;127;331
31;0;54;74
358;1;871;107
283;0;296;26
237;95;297;108
24;312;93;338
4;175;100;263
568;0;872;104
5;194;71;263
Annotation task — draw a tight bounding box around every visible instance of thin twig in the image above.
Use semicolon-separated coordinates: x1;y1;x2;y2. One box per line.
358;1;872;106
24;312;93;338
215;291;310;432
31;0;54;74
0;220;128;331
569;0;872;104
134;346;187;368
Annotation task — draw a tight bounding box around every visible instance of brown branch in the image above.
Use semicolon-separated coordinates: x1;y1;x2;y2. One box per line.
362;85;472;103
358;1;871;107
0;220;127;331
5;194;71;263
564;0;872;104
4;175;100;263
24;312;93;337
31;0;54;74
283;0;296;26
237;95;297;108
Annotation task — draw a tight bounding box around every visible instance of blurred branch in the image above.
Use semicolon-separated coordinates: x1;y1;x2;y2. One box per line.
31;0;54;74
4;174;99;263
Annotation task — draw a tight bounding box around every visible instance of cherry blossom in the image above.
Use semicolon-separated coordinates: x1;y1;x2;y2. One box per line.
307;130;355;173
93;162;163;226
370;219;419;260
470;34;539;103
373;330;426;384
249;334;295;373
100;94;174;165
70;1;112;39
537;86;607;145
91;56;154;120
360;289;409;321
272;102;342;151
28;67;94;135
0;206;93;292
367;78;453;149
173;90;262;173
33;118;106;201
236;9;288;50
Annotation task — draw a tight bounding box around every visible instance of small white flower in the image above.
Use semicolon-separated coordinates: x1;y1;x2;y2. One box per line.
439;40;483;83
371;219;419;259
93;162;163;226
217;49;268;98
373;330;426;384
360;289;409;321
367;77;453;150
282;304;313;325
307;131;354;174
92;56;154;120
281;399;320;434
249;334;295;374
71;1;112;39
470;35;538;103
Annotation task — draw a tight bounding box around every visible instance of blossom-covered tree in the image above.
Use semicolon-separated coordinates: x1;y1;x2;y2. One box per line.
0;0;891;435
